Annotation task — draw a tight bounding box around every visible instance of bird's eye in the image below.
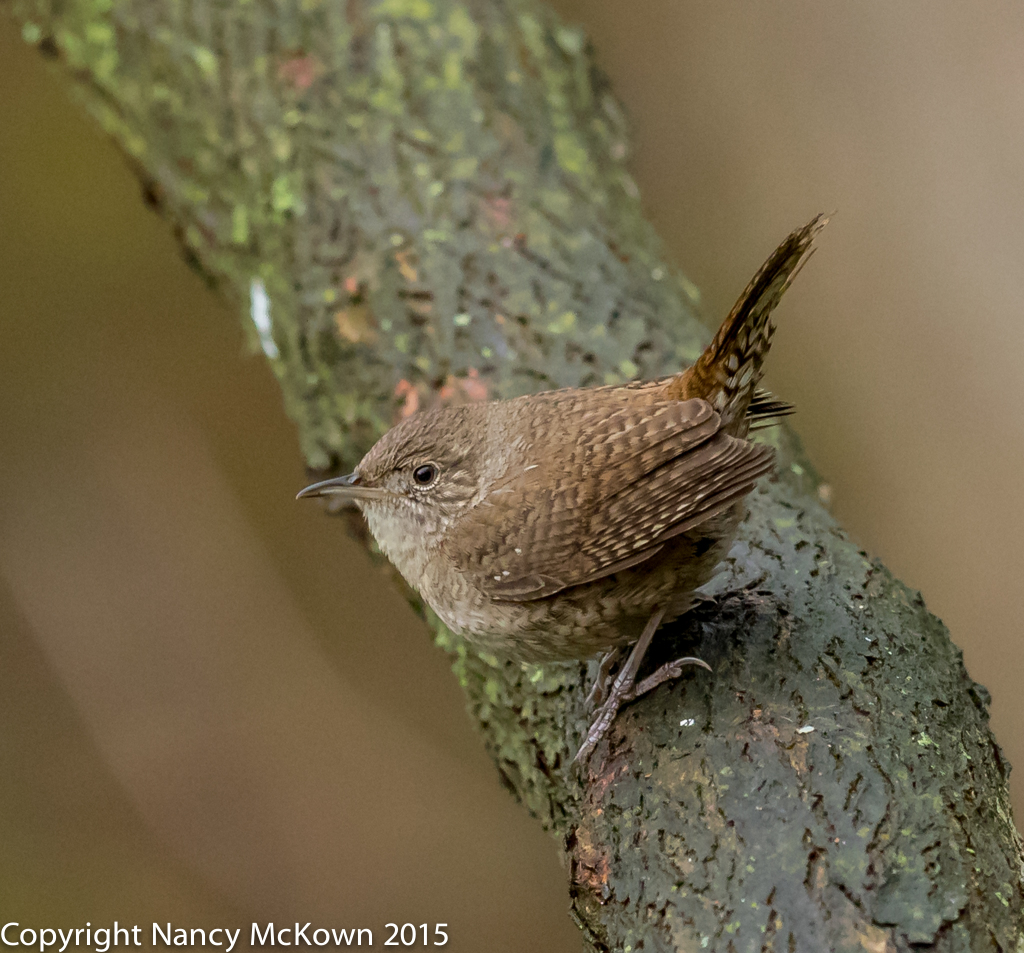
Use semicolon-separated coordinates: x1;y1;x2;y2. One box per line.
412;464;438;486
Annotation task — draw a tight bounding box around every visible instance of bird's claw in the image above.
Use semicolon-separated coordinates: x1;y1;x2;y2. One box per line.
624;656;712;703
585;647;623;710
574;654;711;764
574;608;711;765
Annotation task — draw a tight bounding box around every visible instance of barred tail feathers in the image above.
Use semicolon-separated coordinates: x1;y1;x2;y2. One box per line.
664;214;827;434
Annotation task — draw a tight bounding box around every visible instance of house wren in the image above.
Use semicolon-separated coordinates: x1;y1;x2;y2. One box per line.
299;215;826;760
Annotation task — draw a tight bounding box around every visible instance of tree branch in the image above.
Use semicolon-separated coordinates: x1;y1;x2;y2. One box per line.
9;0;1022;947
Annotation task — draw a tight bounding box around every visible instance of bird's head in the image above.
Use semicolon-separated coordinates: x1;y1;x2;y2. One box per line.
297;405;490;581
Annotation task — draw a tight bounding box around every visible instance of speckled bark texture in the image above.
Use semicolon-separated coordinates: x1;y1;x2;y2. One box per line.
10;0;1023;948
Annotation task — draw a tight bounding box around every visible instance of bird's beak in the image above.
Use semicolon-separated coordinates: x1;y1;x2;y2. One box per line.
295;472;389;504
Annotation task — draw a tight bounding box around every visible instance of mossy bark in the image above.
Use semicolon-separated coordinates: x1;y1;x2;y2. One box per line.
9;0;1023;947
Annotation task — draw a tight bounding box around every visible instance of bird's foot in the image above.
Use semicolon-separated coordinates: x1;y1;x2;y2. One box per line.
623;655;711;703
574;610;711;765
585;647;623;710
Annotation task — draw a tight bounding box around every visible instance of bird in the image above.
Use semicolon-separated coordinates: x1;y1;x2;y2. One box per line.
298;215;826;761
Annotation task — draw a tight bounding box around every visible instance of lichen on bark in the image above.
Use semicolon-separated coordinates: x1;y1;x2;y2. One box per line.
10;0;1023;947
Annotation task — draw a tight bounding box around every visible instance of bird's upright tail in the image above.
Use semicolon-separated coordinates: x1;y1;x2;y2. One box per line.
663;214;828;435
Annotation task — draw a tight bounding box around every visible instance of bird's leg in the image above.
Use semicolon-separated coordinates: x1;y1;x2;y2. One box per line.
586;646;624;710
574;608;712;764
575;608;664;764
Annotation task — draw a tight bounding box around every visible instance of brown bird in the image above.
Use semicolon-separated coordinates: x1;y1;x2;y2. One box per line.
299;215;826;761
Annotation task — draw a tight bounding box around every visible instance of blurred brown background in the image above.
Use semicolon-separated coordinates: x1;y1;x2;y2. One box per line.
1;2;1022;948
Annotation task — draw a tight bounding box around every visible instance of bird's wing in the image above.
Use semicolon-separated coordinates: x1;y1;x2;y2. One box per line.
443;395;775;601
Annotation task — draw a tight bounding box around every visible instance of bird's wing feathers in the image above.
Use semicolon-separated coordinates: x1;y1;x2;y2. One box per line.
444;395;774;601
